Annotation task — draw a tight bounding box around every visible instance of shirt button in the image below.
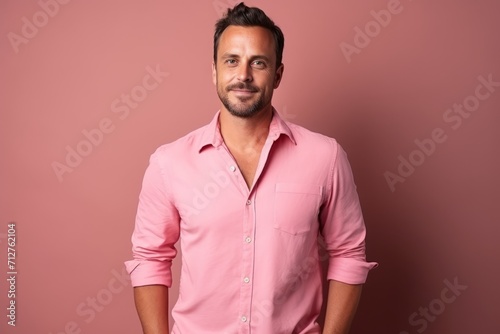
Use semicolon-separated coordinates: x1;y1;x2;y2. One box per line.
246;200;252;205
243;277;250;283
245;237;252;243
241;316;247;322
229;165;236;172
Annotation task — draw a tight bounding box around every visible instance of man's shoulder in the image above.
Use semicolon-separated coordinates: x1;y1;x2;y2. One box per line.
285;120;340;152
152;123;209;158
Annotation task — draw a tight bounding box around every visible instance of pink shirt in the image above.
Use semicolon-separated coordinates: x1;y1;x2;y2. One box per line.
125;110;377;334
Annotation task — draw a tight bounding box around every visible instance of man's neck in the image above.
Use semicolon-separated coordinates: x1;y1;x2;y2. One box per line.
219;106;273;152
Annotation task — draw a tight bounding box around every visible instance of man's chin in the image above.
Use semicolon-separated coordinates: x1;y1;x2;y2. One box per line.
225;102;263;118
219;94;265;118
230;94;255;103
227;108;258;118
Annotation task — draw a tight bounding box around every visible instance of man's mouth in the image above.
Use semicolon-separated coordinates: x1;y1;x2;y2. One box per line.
227;84;258;93
232;89;256;93
231;90;257;99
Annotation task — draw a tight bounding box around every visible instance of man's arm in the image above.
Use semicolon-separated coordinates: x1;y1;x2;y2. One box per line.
319;143;377;332
322;280;363;334
134;285;170;334
126;152;181;333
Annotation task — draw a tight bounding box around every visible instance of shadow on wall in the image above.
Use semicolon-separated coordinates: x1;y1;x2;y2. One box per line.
320;94;420;333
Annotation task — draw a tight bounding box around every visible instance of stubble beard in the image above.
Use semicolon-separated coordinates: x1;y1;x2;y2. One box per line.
217;83;266;118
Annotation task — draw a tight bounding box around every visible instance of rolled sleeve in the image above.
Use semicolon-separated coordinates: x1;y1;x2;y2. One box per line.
125;259;173;287
320;142;378;284
125;149;180;288
327;258;377;284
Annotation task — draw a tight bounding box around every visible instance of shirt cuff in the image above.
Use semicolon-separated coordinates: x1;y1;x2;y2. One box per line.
327;258;378;284
124;259;173;287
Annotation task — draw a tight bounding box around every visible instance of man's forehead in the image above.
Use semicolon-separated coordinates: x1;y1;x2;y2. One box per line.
218;26;275;58
220;25;274;46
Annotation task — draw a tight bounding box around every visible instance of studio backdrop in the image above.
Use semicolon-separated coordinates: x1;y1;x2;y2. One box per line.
1;0;499;333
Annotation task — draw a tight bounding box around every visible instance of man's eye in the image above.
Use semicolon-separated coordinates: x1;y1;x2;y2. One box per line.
252;60;266;68
225;59;237;65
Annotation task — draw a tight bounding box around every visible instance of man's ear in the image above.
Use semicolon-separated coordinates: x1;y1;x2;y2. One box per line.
212;62;217;85
274;63;284;89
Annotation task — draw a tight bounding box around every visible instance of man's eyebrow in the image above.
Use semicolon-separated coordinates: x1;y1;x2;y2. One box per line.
220;53;271;62
250;55;271;62
220;53;240;59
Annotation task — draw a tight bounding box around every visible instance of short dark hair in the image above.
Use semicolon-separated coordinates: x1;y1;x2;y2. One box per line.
214;2;285;67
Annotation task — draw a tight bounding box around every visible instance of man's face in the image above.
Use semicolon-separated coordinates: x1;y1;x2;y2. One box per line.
213;25;284;118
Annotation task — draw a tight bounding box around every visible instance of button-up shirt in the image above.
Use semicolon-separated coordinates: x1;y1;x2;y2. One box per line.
125;109;377;334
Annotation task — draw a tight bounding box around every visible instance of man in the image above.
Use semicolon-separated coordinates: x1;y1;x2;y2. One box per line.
125;3;377;333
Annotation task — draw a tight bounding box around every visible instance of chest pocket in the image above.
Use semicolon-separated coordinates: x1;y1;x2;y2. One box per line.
273;183;323;235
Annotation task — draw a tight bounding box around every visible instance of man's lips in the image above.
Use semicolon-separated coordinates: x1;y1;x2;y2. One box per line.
232;89;256;92
227;83;258;93
230;89;257;96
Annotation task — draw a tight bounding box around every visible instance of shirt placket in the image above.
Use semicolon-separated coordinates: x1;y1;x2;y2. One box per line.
238;193;256;333
218;134;278;334
217;145;254;333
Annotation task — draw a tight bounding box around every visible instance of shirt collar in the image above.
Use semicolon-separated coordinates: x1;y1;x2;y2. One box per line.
198;108;296;152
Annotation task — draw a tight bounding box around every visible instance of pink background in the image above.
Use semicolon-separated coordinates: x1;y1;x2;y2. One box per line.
1;0;499;333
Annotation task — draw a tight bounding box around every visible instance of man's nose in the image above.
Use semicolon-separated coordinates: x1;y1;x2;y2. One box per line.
237;62;253;82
